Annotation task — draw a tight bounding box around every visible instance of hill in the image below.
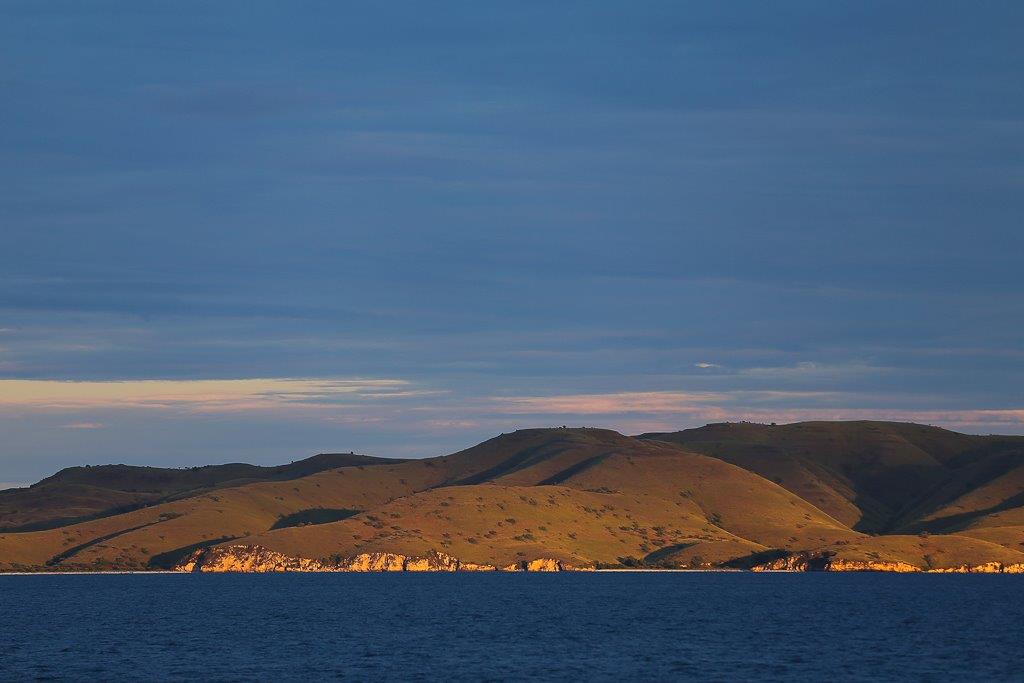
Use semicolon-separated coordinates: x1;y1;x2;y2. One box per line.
0;453;398;533
1;423;1022;572
638;421;1024;535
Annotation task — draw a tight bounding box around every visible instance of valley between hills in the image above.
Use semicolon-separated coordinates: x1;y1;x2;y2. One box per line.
2;421;1024;573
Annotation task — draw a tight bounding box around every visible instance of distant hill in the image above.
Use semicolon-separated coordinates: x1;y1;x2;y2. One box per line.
0;453;398;532
1;422;1022;572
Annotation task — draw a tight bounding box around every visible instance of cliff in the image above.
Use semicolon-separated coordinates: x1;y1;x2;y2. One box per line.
750;551;1024;574
175;544;592;573
927;562;1024;574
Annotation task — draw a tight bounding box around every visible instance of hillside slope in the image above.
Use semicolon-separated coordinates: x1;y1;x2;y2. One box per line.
639;421;1024;535
2;423;1023;572
0;453;398;533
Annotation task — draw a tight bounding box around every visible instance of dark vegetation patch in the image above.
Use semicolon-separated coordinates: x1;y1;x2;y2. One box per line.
643;542;697;564
449;442;575;485
270;508;362;530
537;452;617;486
46;521;162;566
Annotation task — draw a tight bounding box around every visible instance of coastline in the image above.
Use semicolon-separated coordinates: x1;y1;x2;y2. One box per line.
3;567;1023;576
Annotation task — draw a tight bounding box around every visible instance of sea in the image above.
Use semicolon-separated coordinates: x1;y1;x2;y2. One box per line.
2;572;1022;681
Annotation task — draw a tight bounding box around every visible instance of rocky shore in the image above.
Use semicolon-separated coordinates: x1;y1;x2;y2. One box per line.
174;544;592;573
172;545;1024;574
750;552;1024;573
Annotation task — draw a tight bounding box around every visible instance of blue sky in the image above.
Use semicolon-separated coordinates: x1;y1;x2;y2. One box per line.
2;2;1023;483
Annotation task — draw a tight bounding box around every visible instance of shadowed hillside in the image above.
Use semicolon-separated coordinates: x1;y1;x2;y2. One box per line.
1;423;1023;572
639;421;1024;535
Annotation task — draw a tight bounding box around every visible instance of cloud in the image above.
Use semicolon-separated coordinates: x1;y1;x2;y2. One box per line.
420;419;485;430
0;378;417;413
482;390;1024;433
490;391;724;415
694;362;720;369
738;361;886;379
487;390;857;416
7;380;1022;436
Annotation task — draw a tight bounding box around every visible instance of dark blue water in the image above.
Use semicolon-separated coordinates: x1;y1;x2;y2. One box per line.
2;573;1022;681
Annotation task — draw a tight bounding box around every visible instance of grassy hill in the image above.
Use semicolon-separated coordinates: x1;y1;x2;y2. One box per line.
639;421;1024;533
1;422;1022;572
0;453;398;532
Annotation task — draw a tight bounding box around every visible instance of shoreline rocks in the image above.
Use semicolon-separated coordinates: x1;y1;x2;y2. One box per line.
749;551;1024;574
927;562;1024;574
174;544;592;573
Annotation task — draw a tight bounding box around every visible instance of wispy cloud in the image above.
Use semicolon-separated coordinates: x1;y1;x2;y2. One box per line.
737;361;888;380
487;390;855;416
7;380;1022;435
481;390;1024;432
60;422;105;429
0;378;418;413
491;391;723;414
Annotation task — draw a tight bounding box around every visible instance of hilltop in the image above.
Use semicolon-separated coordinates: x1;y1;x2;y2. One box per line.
1;422;1022;572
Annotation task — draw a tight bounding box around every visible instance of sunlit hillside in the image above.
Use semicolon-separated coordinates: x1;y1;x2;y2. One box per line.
1;422;1022;572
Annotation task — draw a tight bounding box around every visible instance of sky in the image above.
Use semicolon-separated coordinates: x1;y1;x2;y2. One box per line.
1;1;1023;484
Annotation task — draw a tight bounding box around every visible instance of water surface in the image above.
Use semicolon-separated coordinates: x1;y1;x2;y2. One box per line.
2;573;1021;681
